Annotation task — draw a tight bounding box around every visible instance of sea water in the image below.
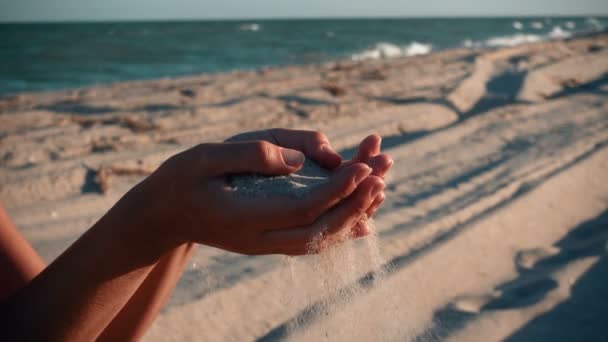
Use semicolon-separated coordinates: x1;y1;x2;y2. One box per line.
1;17;607;95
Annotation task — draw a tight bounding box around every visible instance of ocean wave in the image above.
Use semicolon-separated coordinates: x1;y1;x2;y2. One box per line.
462;24;576;49
351;41;432;61
530;21;544;30
464;34;543;48
548;26;572;39
239;23;261;32
512;21;523;30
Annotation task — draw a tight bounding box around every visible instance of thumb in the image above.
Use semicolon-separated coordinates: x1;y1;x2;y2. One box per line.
198;141;305;176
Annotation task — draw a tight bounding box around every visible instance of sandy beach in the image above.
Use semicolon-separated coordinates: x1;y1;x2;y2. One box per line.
1;33;607;341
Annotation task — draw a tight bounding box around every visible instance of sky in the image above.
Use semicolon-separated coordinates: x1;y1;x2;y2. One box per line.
1;0;608;22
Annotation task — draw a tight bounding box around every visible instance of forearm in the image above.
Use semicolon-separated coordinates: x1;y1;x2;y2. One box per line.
0;203;45;300
98;243;197;341
1;189;177;341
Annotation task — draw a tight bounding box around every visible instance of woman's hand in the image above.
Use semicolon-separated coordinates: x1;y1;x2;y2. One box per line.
226;129;393;241
112;129;392;256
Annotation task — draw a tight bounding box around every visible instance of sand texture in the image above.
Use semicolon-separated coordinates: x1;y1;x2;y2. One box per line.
1;33;608;341
230;159;330;199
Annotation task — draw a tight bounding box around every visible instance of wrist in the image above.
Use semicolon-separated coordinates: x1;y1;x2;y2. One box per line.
100;182;184;264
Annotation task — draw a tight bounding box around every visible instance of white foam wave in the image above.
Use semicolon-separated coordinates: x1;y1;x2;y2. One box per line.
404;41;433;56
462;23;577;50
485;34;543;47
353;42;402;60
564;21;576;29
351;41;432;61
530;21;544;30
512;21;523;30
548;26;572;39
239;23;260;32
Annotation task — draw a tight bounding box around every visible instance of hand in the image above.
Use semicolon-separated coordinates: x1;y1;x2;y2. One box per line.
227;129;393;238
342;133;394;231
112;129;391;256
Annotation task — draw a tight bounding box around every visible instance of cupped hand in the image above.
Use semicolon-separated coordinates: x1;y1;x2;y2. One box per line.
228;129;393;237
120;129;391;256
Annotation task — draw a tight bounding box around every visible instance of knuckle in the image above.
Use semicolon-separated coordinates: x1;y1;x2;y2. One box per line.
252;140;273;165
312;131;329;144
369;175;385;186
353;202;367;217
340;177;358;199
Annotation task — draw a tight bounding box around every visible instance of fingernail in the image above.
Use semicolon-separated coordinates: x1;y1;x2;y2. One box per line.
281;148;305;167
355;165;372;183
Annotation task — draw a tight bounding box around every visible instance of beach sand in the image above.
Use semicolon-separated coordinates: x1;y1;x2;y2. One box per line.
231;159;330;199
1;33;608;341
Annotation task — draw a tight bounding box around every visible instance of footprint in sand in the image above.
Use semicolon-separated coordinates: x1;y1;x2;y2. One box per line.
515;246;561;270
450;275;559;313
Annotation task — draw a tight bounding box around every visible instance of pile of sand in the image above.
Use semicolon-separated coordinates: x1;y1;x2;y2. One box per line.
230;159;331;199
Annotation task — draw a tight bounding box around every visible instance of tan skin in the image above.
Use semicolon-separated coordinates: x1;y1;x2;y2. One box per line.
0;128;392;341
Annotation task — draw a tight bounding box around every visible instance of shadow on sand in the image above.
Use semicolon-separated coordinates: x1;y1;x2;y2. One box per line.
505;213;608;342
421;210;608;341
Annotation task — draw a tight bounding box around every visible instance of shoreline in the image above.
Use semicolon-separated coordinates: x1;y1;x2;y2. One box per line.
1;25;606;99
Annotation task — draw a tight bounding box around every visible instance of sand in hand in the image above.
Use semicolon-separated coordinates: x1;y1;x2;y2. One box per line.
230;159;331;199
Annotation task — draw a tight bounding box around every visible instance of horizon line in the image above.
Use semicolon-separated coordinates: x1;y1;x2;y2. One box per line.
2;14;607;24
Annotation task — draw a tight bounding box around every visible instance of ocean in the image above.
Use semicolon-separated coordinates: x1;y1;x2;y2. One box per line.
1;17;606;95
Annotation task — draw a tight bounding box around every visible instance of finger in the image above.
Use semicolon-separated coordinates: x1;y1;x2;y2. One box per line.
269;128;342;169
369;154;394;178
352;218;371;238
196;141;305;176
366;192;385;218
221;162;372;231
263;176;384;253
271;217;369;256
353;134;382;164
320;176;383;236
338;134;382;170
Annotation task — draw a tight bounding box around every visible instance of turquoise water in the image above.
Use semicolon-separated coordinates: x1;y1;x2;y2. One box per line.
0;17;606;95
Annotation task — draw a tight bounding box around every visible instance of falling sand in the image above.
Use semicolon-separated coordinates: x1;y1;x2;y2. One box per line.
231;159;412;341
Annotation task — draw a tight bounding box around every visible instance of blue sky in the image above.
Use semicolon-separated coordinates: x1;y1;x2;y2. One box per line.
1;0;608;22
